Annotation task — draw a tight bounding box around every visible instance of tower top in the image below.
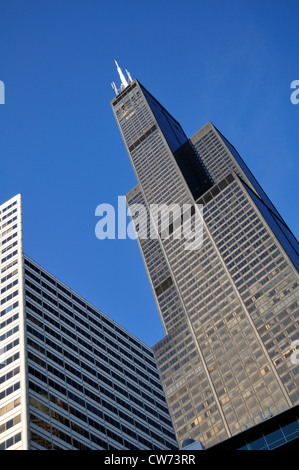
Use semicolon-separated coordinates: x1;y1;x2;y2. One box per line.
111;60;133;95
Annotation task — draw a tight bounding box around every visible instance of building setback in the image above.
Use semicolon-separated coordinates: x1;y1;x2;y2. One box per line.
0;194;178;450
111;66;299;448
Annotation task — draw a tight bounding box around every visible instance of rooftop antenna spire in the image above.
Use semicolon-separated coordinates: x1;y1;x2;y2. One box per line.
126;69;133;83
111;82;118;95
114;59;128;89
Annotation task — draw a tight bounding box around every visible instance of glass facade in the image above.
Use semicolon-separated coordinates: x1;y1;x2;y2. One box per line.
0;195;178;450
112;78;299;448
207;404;299;450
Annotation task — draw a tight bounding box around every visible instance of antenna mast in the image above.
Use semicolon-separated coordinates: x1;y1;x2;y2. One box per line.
111;60;134;95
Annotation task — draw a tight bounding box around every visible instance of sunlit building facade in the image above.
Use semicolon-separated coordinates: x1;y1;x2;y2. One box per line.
0;194;178;450
111;67;299;448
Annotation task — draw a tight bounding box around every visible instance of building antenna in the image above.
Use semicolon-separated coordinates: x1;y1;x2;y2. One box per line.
111;82;118;95
126;69;133;83
114;59;128;89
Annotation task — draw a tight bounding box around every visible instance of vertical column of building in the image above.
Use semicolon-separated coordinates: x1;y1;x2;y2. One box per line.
126;185;187;334
199;176;299;406
0;195;28;450
191;122;283;216
113;82;234;445
191;124;299;405
126;186;232;446
112;77;299;448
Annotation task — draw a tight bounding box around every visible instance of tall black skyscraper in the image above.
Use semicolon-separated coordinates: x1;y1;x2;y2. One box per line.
111;63;299;448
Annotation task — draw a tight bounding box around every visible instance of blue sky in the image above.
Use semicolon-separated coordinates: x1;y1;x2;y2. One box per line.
1;0;298;347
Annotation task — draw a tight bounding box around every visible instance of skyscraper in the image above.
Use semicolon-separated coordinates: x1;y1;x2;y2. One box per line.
111;65;299;448
0;194;178;450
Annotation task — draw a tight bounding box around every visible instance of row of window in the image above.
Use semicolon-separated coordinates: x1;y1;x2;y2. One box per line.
0;223;17;239
1;227;18;246
0;249;18;267
0;365;20;385
0;324;19;344
29;324;166;418
0;288;18;306
1;241;18;259
27;336;169;424
0;413;21;434
112;81;137;106
30;431;62;450
0;352;19;371
29;390;172;451
0;380;20;400
25;292;163;393
24;258;154;361
24;282;160;379
0;259;18;275
0;215;17;231
29;380;177;450
0;431;21;450
0;199;17;215
0;312;18;331
0;268;18;286
27;332;170;427
31;409;142;450
0;397;21;418
0;301;18;319
1;279;18;296
0;337;19;358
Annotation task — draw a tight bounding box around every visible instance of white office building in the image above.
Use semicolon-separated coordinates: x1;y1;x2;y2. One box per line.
0;194;178;450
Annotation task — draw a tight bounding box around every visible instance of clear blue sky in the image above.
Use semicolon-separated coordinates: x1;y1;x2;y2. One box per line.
1;0;298;347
